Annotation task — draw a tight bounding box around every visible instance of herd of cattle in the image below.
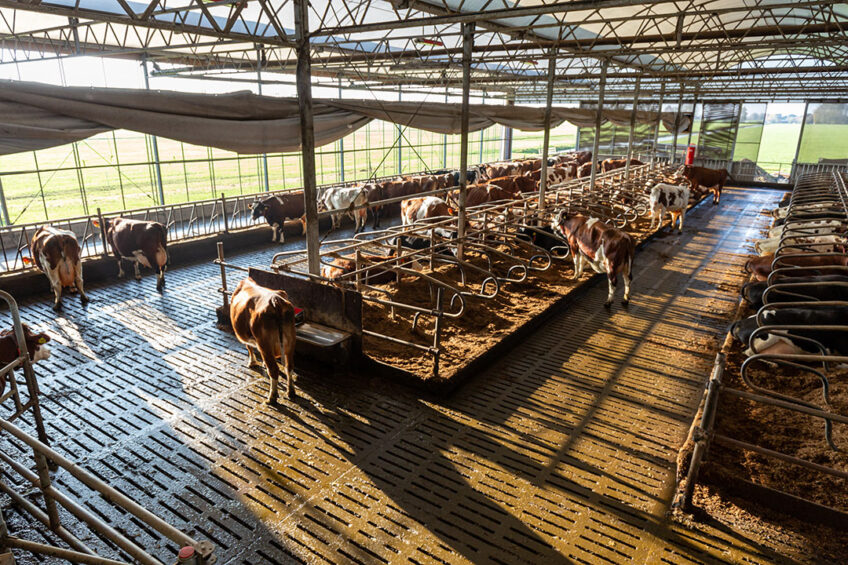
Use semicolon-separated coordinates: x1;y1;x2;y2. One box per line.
731;191;848;359
5;150;738;403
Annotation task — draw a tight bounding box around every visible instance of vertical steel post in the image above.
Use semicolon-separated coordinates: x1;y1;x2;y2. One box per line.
443;90;449;168
686;90;698;149
295;0;320;276
338;78;345;183
456;22;474;261
671;87;684;165
257;45;271;192
589;60;608;191
651;82;666;165
791;101;810;181
501;95;514;160
478;91;486;162
624;77;641;179
397;86;403;176
0;177;10;226
539;51;557;212
141;56;165;206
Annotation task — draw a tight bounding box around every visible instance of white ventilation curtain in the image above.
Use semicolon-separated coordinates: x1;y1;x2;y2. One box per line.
0;79;691;156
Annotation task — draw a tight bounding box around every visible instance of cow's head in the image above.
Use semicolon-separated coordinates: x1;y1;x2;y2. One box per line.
250;200;268;220
2;324;51;363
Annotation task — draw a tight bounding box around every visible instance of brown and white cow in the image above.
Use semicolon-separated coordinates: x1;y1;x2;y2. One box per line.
99;218;168;291
744;252;848;282
320;251;422;285
230;277;297;403
250;192;305;243
601;158;644;173
551;211;635;307
0;324;51;365
25;226;87;310
648;183;690;232
680;165;730;205
401;196;453;225
486;175;537;195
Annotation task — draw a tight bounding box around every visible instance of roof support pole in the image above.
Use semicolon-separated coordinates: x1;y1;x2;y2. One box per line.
397;86;403;176
624;77;641;179
456;22;474;262
791;101;810;182
257;45;270;192
538;51;557;212
671;86;684;165
479;90;486;162
141;56;165;206
338;78;345;183
443;90;449;168
686;90;698;150
651;82;666;166
294;0;320;276
501;95;514;160
589;60;609;191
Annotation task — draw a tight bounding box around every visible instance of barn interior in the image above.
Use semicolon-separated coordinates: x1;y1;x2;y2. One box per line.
0;1;846;564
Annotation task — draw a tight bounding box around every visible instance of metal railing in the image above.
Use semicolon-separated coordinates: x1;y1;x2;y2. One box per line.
676;170;848;512
0;290;215;563
238;160;677;378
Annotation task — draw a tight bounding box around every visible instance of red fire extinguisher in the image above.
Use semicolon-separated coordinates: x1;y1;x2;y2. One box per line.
685;145;696;166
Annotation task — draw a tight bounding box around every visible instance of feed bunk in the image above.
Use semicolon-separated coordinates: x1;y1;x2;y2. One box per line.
677;171;848;524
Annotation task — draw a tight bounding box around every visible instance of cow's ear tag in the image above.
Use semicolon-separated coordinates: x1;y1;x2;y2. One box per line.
37;337;47;344
91;219;100;228
22;257;32;265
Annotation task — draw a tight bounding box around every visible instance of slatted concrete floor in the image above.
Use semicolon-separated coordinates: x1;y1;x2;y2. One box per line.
1;188;788;564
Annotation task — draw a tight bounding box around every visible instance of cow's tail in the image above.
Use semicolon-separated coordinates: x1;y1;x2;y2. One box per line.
743;258;752;274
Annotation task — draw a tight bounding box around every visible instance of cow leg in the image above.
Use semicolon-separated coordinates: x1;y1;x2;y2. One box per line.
605;270;617;308
622;257;633;306
116;258;125;278
133;259;141;281
271;223;279;242
75;263;89;304
677;210;685;232
282;322;297;399
260;348;280;405
278;225;285;244
571;252;581;280
245;345;261;369
47;269;63;311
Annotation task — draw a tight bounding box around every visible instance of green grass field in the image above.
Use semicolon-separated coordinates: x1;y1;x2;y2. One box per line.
0;120;844;225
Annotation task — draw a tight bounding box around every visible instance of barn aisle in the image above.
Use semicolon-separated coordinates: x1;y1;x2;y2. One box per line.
3;188;786;564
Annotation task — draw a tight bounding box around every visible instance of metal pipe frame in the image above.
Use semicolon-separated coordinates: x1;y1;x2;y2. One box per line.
456;22;474;262
588;61;609;191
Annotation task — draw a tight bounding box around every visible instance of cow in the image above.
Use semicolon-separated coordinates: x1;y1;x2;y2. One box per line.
486;175;537;195
731;306;848;356
250;192;305;243
577;162;600;178
771;202;843;219
741;275;848;310
362;183;385;229
99;218;168;292
551;211;635;307
767;219;844;239
601;158;644;172
24;226;88;310
0;324;51;366
754;233;845;256
573;151;593;164
230;277;296;403
401;196;453;225
649;183;690;232
451;167;483;185
524;166;573;187
389;235;457;257
319;186;369;232
320;251;423;284
516;225;569;254
744;252;848;282
679;165;730;205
